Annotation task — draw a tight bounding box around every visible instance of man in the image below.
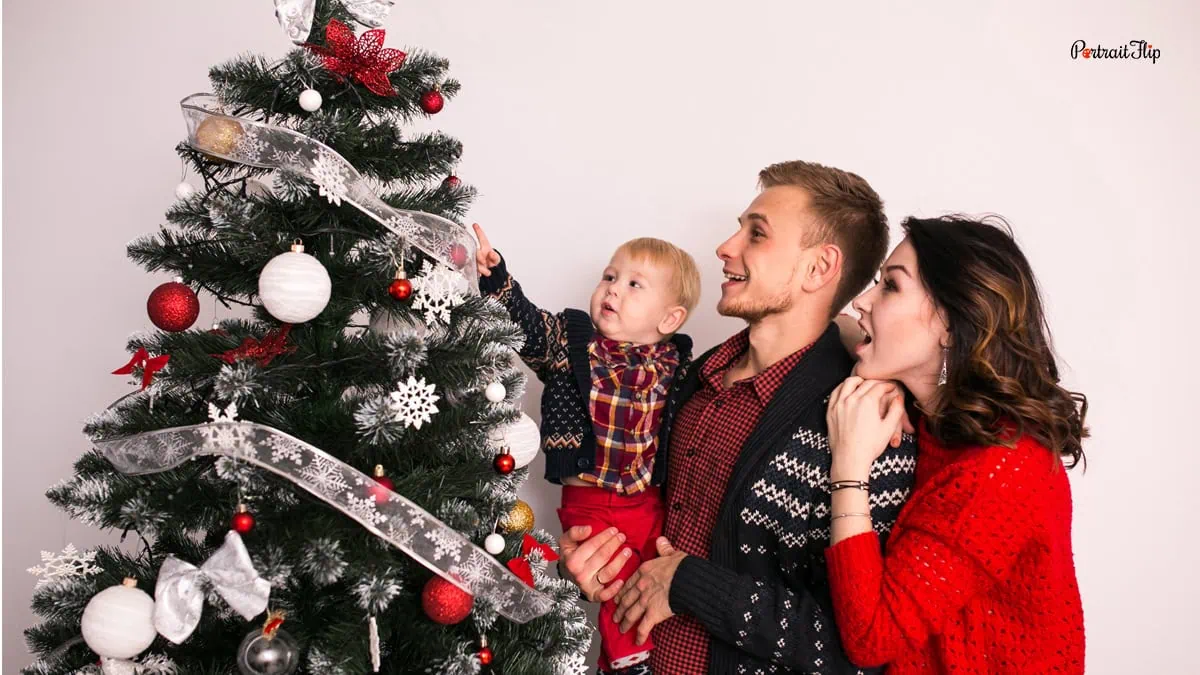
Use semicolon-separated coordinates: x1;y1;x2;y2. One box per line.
558;161;918;674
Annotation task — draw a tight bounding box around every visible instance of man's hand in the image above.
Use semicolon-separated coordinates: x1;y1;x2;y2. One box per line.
558;525;631;602
472;223;502;277
612;537;686;645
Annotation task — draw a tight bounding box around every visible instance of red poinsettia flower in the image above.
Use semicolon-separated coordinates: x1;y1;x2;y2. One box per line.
304;19;407;97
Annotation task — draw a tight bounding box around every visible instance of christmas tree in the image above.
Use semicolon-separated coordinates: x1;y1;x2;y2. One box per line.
23;2;589;674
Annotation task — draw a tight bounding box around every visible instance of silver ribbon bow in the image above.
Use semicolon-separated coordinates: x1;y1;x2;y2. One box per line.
274;0;396;43
153;530;271;644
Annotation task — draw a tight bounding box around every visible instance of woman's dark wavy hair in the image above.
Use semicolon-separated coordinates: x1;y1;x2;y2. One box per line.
906;215;1088;468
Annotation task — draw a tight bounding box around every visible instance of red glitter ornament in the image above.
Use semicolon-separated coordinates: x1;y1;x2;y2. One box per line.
304;19;407;97
443;175;461;188
421;577;473;625
478;646;494;666
419;88;445;114
147;279;200;332
232;504;255;534
369;465;395;505
493;452;515;475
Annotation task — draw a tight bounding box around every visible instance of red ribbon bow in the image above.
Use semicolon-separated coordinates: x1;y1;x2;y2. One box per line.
303;19;407;97
505;534;560;588
112;347;170;390
212;324;296;367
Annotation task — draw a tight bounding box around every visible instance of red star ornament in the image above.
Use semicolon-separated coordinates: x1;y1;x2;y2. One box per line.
304;19;407;97
112;347;170;390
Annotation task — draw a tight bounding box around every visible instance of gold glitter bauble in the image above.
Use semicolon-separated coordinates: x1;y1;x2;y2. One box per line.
194;117;244;157
501;500;534;534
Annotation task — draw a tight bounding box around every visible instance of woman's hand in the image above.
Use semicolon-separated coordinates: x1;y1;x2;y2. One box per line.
472;223;502;277
827;377;907;481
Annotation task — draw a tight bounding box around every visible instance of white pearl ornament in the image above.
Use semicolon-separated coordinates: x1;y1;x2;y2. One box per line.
484;381;506;403
258;241;332;323
81;578;157;660
175;182;197;200
484;533;506;555
299;88;323;112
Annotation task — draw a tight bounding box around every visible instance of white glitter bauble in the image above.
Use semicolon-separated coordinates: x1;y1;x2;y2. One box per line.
175;182;197;200
484;381;506;403
484;533;506;555
491;413;540;470
81;579;157;660
258;243;332;323
298;89;323;112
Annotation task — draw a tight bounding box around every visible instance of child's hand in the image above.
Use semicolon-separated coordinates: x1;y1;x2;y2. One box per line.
472;223;502;277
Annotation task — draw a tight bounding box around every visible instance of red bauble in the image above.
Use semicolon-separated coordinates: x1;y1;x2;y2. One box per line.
419;89;445;114
421;577;473;625
232;505;255;534
493;452;516;475
450;243;469;268
388;278;413;301
369;465;395;505
147;280;200;332
443;175;461;188
478;646;494;666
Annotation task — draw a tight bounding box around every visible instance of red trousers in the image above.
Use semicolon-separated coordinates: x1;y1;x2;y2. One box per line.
558;485;665;671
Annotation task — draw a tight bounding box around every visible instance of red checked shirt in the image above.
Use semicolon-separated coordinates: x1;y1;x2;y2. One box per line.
577;336;681;495
651;329;814;675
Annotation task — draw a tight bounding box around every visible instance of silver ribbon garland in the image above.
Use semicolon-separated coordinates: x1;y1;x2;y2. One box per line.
95;421;552;623
274;0;396;43
179;93;479;291
154;530;272;644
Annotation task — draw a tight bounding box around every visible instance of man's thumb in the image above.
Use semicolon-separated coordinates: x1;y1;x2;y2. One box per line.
656;537;676;556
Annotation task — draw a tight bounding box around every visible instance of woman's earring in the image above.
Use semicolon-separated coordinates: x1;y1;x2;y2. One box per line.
937;348;948;386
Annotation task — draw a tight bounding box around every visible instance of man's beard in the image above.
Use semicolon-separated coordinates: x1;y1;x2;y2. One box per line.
717;264;798;324
718;289;793;324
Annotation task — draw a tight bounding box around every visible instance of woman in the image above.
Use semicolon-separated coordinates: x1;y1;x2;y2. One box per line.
824;215;1087;673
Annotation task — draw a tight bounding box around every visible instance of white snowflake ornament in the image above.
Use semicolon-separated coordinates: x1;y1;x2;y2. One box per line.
311;150;348;205
389;376;440;429
28;544;102;588
411;261;467;325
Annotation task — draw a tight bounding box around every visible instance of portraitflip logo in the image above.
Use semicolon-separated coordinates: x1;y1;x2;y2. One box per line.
1071;40;1160;63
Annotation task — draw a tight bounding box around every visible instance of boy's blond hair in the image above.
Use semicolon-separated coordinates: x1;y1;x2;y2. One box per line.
614;237;701;318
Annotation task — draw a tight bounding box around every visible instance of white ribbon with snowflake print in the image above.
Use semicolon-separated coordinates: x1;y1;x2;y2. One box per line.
179;93;479;290
94;421;553;623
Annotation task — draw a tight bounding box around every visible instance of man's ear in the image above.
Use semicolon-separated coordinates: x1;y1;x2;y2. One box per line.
801;243;843;294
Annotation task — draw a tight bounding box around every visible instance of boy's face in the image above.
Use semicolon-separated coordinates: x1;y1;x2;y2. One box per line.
589;250;686;344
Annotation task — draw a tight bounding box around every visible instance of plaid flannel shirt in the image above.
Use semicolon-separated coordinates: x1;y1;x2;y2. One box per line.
576;336;680;494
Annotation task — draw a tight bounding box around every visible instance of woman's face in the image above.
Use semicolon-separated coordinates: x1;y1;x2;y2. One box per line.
850;238;949;394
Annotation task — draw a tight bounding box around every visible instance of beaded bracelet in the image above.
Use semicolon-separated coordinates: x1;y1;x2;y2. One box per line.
831;512;871;521
830;480;870;492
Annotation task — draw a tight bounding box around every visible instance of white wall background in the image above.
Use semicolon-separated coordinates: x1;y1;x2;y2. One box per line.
5;0;1198;671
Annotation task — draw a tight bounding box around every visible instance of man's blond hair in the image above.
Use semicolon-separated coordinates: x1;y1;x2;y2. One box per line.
614;237;701;317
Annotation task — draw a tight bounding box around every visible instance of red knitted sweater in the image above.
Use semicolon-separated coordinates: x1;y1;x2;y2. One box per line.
825;423;1085;674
